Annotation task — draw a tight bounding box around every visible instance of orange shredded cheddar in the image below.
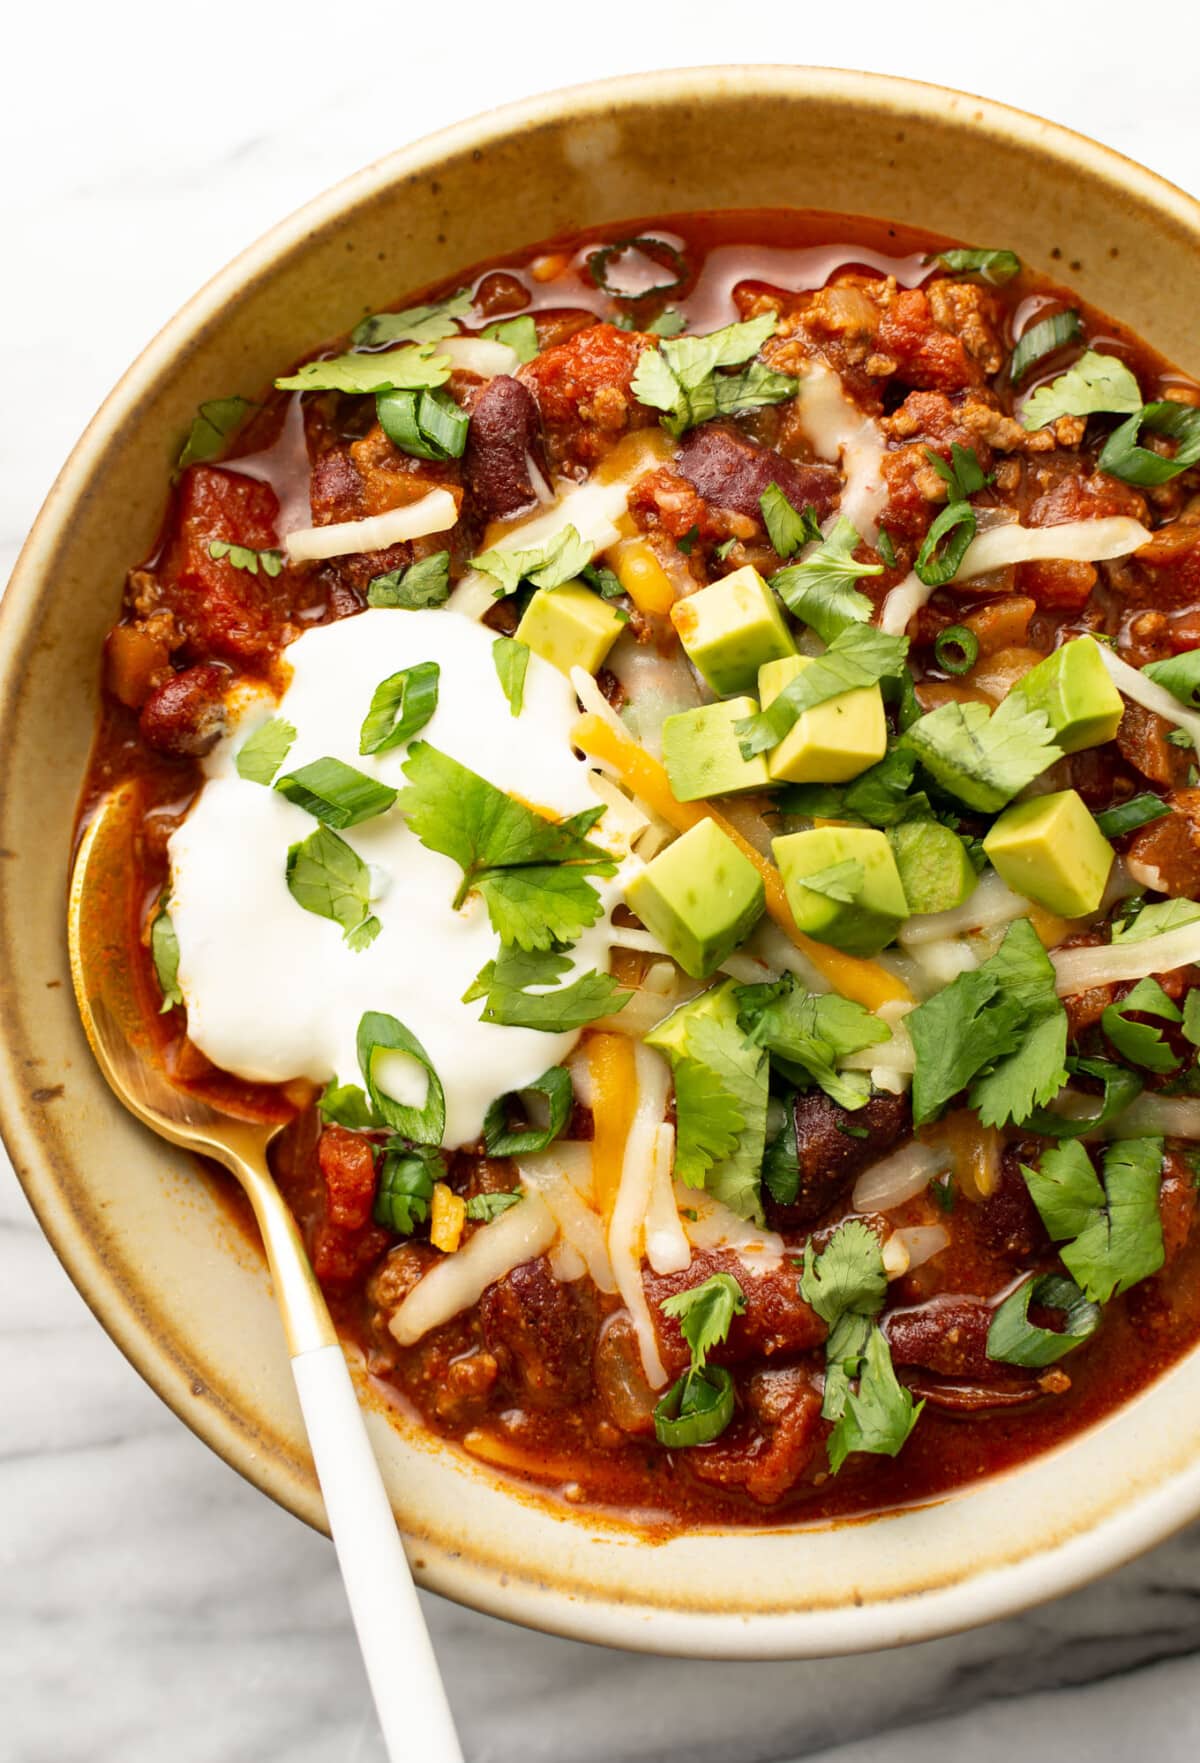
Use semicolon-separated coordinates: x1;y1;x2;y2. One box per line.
430;1181;466;1253
922;1110;1002;1201
588;1030;639;1221
572;712;911;1009
612;538;676;616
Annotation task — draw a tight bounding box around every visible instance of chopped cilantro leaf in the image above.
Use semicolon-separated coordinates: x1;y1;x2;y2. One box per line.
1020;1135;1165;1303
466;945;629;1033
366;552;451;609
492;637;530;717
208;540;283;577
235;718;296;785
1101;976;1183;1073
481;315;539;361
1144;649;1200;712
661;1272;746;1371
759;483;821;560
631;313;796;437
902;693;1061;813
736;623;909;759
151;904;182;1012
285;824;381;952
472;524;593;597
317;1079;377;1130
908;917;1068;1126
1020;347;1143;430
736;974;889;1112
771;517;882;643
465;1191;523;1221
177;396;254;470
925;443;989;503
777;746;926;829
398;741;614;948
374;1146;442;1234
351;288;472;349
1111;898;1200;943
276;344;451;395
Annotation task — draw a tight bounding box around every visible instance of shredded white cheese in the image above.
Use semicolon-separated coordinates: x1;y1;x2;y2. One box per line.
435;336;520;378
852;1141;953;1213
517;1153;617;1293
879;569;930;637
388;1194;557;1345
643;1125;691;1276
1095;643;1200;758
678;1189;784;1263
1052;919;1200;996
952;516;1150;583
607;1042;672;1388
284;488;458;563
798;364;887;540
899;870;1032;947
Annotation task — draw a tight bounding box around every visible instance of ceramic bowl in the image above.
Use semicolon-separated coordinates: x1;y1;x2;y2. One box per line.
6;66;1200;1658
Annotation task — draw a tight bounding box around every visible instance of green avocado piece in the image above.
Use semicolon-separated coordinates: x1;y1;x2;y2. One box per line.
1011;637;1124;754
662;698;772;801
516;581;625;675
772;825;909;956
758;654;888;784
669;565;795;695
645;975;739;1060
982;788;1114;917
888;821;978;916
625;819;765;978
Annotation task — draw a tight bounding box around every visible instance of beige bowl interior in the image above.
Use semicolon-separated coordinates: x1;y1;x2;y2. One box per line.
7;66;1200;1657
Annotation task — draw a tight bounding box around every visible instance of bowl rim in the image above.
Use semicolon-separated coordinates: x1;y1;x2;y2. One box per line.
7;62;1200;1658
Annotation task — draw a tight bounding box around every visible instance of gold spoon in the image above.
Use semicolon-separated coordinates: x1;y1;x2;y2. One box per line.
69;785;464;1763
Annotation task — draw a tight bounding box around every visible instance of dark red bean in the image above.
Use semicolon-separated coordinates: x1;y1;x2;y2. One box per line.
138;663;229;758
462;376;546;520
675;425;841;525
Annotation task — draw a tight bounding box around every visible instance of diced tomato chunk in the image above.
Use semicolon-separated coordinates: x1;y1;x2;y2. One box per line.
157;466;283;662
875;289;977;391
317;1124;378;1230
520;322;655;467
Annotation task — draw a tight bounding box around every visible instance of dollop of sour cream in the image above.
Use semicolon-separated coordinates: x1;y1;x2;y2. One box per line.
168;609;630;1146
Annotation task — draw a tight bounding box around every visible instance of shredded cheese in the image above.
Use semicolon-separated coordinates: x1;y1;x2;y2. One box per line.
1095;642;1200;758
388;1194;557;1345
517;1152;616;1292
952;516;1150;583
643;1124;691;1275
571;712;912;1009
435;335;520;378
429;1182;466;1254
852;1141;953;1213
607;1042;672;1388
1052;918;1200;995
284;488;457;563
679;1189;785;1263
448;479;631;618
588;1033;639;1219
798;364;887;540
878;570;930;638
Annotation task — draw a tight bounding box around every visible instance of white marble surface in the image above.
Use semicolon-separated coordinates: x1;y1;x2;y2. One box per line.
7;5;1200;1758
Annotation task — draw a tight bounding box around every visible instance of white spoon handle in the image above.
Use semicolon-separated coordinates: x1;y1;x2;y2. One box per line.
290;1343;465;1763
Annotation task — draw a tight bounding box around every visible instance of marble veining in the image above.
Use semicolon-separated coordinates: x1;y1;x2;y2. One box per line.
7;9;1200;1759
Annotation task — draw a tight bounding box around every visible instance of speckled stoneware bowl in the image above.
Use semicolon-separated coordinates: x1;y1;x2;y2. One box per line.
6;67;1200;1658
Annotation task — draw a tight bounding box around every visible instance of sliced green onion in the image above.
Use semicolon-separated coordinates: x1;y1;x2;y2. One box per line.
359;661;439;756
927;247;1021;286
275;756;398;828
374;1147;440;1234
1144;649;1200;710
376;386;469;461
481;315;539;362
986;1273;1101;1367
1025;1055;1143;1139
587;235;688;299
653;1366;735;1447
934;624;980;675
1094;794;1170;838
483;1065;573;1156
915;502;976;587
1010;309;1083;385
357;1010;445;1146
1099;401;1200;486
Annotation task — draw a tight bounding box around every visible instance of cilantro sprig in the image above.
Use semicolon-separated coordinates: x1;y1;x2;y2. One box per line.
735;974;891;1111
465;945;628;1033
771;516;882;643
285;824;381;951
1019;1136;1165;1304
398;742;615;950
367;552;451;610
800;1220;922;1475
902;693;1061;813
472;525;594;598
907;917;1068;1127
631;314;796;438
351;289;472;350
276;344;451;395
1101;977;1183;1073
1020;348;1143;430
654;1272;746;1448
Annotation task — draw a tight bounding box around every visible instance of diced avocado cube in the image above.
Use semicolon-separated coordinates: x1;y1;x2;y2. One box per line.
772;825;909;956
625;819;765;978
516;581;625;676
982;789;1114;918
645;975;739;1060
669;565;795;695
758;654;888;784
888;821;978;916
662;699;772;801
1012;637;1123;754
